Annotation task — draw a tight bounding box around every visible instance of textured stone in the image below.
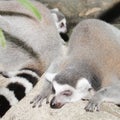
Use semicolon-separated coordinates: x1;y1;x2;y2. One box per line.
1;76;120;120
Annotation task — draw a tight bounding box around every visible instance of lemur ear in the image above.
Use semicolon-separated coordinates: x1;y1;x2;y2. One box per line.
45;73;57;82
51;13;58;22
51;8;59;12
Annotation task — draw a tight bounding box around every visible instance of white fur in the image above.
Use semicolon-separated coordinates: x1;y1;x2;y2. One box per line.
76;78;92;98
53;78;92;102
0;87;18;106
53;81;74;94
51;8;59;12
5;70;39;79
9;77;33;94
53;81;84;102
56;18;67;33
76;78;91;91
45;72;57;82
19;70;39;78
51;13;58;22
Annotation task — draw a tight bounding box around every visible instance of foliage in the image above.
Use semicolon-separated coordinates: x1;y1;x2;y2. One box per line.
0;29;6;47
17;0;42;20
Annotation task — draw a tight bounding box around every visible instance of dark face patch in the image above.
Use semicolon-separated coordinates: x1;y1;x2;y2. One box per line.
16;73;38;86
60;33;69;42
7;82;25;100
0;95;11;117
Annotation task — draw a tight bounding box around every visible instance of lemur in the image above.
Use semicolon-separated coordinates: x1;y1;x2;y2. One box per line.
0;0;63;117
50;8;69;42
31;2;120;112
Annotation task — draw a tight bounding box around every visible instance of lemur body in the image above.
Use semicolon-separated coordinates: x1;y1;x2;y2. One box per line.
31;3;120;111
0;0;64;117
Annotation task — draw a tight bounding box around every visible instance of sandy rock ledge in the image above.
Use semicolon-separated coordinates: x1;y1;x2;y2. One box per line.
1;76;120;120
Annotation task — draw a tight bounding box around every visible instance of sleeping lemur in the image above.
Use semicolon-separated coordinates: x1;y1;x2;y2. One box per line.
0;0;63;117
31;2;120;112
50;8;69;42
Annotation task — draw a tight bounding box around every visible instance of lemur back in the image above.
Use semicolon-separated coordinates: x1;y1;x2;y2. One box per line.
68;19;120;79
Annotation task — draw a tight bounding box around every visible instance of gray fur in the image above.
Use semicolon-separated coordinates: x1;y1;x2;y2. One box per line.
0;0;63;72
85;84;120;112
4;31;39;59
31;19;120;111
51;8;65;22
55;62;102;90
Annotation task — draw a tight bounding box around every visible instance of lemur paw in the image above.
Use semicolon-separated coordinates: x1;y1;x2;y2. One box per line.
30;93;49;108
30;95;43;107
84;100;100;112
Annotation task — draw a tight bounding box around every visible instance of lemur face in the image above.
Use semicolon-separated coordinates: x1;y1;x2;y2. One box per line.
45;73;92;109
51;8;67;34
56;18;67;33
50;81;82;109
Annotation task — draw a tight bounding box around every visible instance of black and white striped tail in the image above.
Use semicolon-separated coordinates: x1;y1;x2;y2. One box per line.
0;68;40;117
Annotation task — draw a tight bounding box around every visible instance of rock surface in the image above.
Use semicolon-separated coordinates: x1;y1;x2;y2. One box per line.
1;75;120;120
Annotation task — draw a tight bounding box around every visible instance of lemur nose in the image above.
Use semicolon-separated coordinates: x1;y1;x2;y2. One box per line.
50;97;62;109
50;97;56;108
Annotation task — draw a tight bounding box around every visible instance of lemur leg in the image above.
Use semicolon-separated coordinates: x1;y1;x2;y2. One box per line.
30;79;53;107
85;84;120;112
30;57;66;107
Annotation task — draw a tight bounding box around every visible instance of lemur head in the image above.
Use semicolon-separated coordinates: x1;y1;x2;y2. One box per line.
45;72;92;109
51;8;67;33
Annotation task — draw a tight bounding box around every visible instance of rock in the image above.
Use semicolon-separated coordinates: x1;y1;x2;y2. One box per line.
1;75;120;120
